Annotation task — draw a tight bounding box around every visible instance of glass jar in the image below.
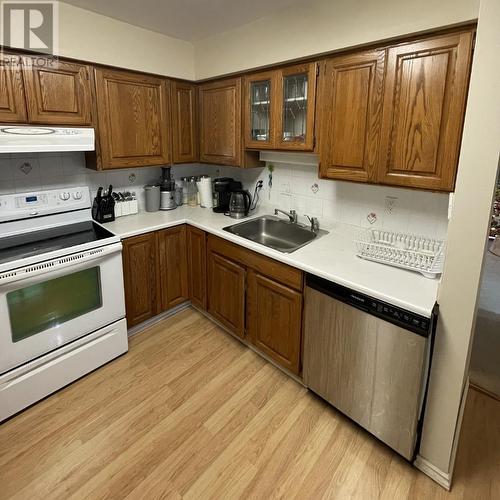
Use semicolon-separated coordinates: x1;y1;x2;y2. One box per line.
175;186;183;206
180;177;189;205
187;177;198;207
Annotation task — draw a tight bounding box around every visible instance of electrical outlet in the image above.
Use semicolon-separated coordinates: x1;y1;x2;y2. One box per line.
280;181;291;194
385;196;398;215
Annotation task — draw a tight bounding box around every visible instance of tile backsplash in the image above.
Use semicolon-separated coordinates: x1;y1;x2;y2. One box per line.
245;163;450;238
0;153;450;239
0;152;162;208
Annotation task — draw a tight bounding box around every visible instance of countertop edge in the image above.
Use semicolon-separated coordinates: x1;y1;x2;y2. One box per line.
108;212;439;318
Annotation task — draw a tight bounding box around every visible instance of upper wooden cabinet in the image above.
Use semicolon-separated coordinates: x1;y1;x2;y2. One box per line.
0;54;27;123
318;50;385;182
243;70;277;150
244;63;317;151
172;81;198;163
377;31;474;191
199;77;242;166
21;57;92;125
276;63;317;150
318;30;474;191
92;68;171;169
199;77;262;168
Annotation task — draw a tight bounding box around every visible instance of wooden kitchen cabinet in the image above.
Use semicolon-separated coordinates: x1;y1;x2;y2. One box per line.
199;77;262;168
275;63;317;151
122;232;158;328
187;225;207;310
243;70;277;150
247;271;303;374
21;57;92;125
0;54;27;123
207;250;246;338
243;63;317;151
318;50;385;182
157;225;188;311
377;31;474;191
199;77;241;166
172;81;198;163
206;234;304;372
91;67;171;169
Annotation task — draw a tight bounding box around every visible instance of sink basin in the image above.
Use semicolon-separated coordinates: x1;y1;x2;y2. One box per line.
223;215;328;253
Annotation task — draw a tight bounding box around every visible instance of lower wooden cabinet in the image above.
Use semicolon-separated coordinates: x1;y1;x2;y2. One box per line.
157;226;188;312
187;226;207;310
123;227;304;375
206;233;304;374
122;232;158;328
207;250;246;338
122;226;188;328
247;271;303;375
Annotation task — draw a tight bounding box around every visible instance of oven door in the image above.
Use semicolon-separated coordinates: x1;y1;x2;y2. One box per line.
0;242;125;374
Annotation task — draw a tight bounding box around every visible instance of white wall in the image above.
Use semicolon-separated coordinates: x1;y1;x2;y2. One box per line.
57;3;195;79
193;0;479;79
417;0;500;480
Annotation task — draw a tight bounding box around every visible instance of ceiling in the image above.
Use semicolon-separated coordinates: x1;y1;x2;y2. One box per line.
62;0;305;41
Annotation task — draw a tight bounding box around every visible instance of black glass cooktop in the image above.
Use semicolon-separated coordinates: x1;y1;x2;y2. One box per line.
0;221;115;265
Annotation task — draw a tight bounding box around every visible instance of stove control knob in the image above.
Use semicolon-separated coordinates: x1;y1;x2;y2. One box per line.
73;191;83;200
59;192;71;201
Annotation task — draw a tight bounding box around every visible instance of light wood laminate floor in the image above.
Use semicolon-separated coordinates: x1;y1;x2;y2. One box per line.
0;308;499;499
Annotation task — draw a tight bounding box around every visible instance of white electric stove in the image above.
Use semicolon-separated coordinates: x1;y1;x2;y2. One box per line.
0;186;128;422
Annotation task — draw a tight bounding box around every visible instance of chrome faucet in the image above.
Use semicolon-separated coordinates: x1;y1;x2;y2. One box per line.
274;208;298;223
305;214;320;233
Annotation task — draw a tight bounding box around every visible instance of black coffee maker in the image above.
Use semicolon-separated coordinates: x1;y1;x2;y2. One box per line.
212;177;243;213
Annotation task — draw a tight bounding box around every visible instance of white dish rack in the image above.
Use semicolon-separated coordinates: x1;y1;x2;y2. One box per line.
355;229;445;278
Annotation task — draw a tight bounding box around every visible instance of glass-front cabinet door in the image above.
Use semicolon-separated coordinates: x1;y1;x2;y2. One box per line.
244;71;276;149
276;63;317;151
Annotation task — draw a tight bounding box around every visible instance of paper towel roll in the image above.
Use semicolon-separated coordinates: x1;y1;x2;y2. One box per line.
197;177;213;208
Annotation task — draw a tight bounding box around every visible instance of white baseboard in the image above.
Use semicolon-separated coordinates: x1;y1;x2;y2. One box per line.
127;301;191;337
414;456;451;490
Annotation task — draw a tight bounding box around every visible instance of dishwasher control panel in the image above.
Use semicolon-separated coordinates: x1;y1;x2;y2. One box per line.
306;274;435;337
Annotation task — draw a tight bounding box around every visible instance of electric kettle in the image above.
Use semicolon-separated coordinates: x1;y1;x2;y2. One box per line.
229;189;252;219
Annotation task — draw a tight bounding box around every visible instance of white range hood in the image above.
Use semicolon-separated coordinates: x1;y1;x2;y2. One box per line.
0;126;95;153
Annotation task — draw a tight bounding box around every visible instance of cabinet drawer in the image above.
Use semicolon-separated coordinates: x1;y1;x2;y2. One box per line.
207;234;303;291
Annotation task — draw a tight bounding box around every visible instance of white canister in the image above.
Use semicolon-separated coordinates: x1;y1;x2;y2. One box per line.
197;176;213;208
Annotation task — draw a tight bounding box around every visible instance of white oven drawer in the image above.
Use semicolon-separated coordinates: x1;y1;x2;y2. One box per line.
0;243;125;374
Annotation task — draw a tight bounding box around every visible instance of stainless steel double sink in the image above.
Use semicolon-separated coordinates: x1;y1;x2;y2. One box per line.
223;215;328;253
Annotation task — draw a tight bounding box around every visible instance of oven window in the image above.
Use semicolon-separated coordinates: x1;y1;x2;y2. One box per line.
7;267;102;342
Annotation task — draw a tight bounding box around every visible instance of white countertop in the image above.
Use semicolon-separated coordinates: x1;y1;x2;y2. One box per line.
105;206;441;317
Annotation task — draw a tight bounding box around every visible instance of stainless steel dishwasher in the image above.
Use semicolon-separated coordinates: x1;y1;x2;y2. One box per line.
303;274;438;461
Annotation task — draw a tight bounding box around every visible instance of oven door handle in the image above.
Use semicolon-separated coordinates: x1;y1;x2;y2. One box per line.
0;242;122;285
